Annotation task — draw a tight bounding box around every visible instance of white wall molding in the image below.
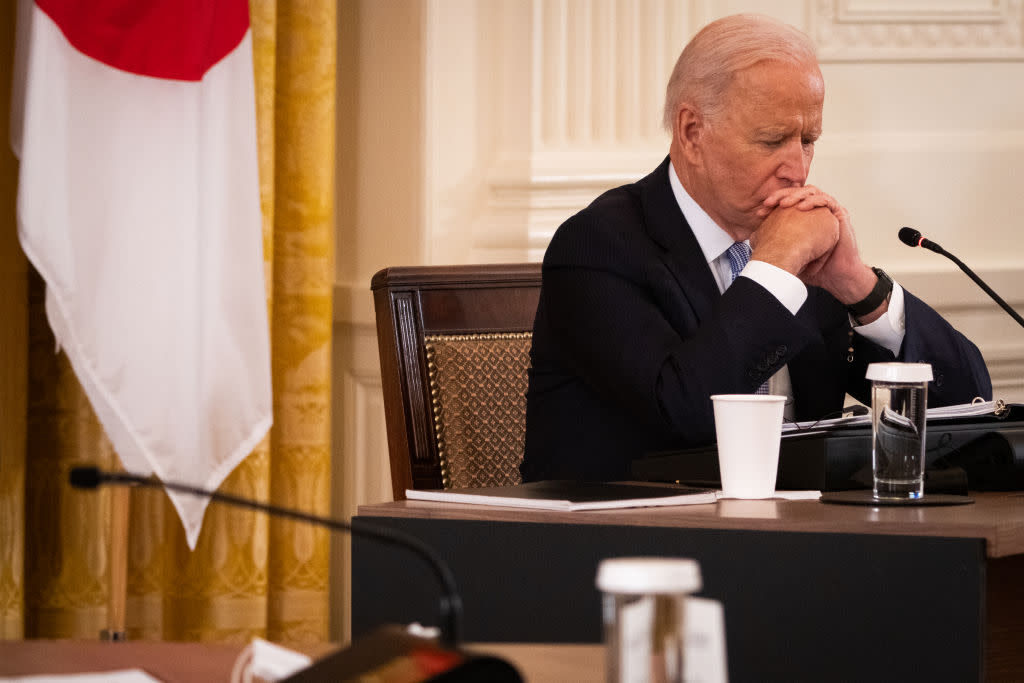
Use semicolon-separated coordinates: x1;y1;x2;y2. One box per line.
482;150;662;257
894;267;1024;309
529;0;692;147
423;0;690;264
330;320;391;641
333;283;378;329
813;0;1024;61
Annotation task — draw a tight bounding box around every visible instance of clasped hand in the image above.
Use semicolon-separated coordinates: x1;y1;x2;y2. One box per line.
751;186;876;306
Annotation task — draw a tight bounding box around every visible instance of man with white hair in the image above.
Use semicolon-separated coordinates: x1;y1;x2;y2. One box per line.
521;13;991;482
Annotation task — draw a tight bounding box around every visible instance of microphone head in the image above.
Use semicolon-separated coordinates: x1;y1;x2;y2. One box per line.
898;227;922;247
69;466;103;489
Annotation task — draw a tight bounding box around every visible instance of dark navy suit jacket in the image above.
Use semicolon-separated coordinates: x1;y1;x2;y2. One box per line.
521;158;992;481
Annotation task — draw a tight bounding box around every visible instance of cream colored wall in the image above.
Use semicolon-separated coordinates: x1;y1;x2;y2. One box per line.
331;0;1024;639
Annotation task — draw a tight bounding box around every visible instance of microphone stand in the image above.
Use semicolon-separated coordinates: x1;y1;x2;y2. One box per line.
899;226;1024;330
69;466;463;648
932;246;1024;330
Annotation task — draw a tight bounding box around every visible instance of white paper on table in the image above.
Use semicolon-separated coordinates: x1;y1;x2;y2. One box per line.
230;638;312;683
715;490;821;501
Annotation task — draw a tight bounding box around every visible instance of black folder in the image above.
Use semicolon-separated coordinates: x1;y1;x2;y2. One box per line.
632;411;1024;492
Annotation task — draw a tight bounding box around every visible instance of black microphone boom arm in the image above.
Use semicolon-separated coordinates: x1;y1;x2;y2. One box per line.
68;466;463;647
899;226;1024;330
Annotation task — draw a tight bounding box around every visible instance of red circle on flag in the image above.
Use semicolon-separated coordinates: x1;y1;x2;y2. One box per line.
36;0;250;82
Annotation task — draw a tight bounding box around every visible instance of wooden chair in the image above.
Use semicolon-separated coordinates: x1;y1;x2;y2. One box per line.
371;264;542;500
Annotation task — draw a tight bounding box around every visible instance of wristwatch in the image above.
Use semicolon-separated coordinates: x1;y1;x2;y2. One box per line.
846;267;893;318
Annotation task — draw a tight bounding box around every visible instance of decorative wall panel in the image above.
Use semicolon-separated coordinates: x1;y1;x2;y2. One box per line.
460;0;697;262
813;0;1024;61
532;0;689;147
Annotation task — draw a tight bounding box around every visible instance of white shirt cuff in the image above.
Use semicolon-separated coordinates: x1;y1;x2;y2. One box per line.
851;281;906;356
739;260;808;315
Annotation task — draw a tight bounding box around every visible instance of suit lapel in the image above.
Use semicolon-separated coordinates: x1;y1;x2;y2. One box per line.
638;157;719;325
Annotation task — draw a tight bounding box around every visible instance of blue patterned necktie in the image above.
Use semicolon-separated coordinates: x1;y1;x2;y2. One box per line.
725;241;769;394
726;241;752;284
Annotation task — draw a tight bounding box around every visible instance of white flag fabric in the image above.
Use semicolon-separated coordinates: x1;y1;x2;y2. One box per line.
12;0;272;549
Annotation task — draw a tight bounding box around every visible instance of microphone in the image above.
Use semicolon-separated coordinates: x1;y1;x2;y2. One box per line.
69;466;463;648
897;226;942;253
898;226;1024;330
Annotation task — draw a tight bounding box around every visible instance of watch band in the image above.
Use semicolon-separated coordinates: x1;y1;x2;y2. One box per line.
847;267;893;318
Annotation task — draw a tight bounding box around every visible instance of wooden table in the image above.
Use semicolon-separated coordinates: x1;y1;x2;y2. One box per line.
0;640;247;681
352;492;1024;682
473;642;603;682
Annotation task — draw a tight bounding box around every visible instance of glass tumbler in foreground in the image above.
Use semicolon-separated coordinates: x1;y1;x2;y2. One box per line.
866;362;933;500
596;557;701;683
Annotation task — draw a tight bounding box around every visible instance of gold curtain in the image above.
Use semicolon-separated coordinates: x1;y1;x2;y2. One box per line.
0;1;26;640
0;0;336;645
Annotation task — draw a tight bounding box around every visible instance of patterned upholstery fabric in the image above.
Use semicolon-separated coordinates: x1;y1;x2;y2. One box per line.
425;333;531;488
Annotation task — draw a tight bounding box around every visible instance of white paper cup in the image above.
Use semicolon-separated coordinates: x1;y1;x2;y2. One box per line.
711;394;787;499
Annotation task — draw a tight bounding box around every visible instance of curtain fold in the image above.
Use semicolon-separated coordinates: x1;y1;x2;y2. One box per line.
0;0;335;645
267;0;336;644
0;0;26;640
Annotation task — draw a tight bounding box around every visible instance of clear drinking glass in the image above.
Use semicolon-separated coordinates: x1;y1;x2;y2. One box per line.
596;557;701;683
866;363;933;500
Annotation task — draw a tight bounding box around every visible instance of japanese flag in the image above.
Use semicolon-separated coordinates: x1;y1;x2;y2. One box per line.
12;0;272;549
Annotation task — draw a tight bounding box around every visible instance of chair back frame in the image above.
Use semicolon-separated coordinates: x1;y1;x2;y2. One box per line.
371;263;542;500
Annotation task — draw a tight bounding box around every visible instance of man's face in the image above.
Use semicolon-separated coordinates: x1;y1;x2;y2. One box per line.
688;60;825;240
